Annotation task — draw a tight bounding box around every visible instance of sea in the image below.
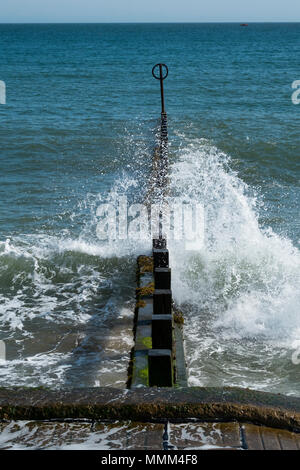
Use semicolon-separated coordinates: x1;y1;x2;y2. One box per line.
0;23;299;395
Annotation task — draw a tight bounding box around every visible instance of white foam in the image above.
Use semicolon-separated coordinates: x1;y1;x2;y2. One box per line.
167;139;300;392
1;135;299;393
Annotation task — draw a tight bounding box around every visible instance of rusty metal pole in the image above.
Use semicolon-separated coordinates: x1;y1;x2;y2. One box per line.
152;63;168;115
152;64;169;239
159;64;165;114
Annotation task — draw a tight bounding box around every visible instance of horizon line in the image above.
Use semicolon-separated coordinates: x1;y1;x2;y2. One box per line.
1;21;300;24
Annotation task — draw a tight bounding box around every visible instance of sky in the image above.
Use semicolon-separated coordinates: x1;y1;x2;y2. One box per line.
1;0;300;23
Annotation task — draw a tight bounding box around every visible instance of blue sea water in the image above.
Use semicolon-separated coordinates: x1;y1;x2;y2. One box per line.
0;24;299;393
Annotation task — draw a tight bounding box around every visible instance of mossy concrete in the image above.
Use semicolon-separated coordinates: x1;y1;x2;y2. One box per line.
0;387;300;432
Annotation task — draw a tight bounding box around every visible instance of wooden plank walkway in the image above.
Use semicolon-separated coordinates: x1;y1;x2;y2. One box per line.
1;420;300;450
168;422;300;450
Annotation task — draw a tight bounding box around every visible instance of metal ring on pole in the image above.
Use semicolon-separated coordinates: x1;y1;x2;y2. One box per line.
152;64;168;80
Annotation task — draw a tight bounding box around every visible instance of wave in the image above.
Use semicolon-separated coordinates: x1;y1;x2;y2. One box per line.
167;138;300;394
0;133;299;393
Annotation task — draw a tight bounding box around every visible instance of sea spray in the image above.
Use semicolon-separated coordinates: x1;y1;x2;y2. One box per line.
167;139;300;394
0;131;299;393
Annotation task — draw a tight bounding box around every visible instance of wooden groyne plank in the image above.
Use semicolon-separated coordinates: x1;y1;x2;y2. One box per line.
174;322;188;388
130;243;187;388
2;419;300;450
129;74;187;389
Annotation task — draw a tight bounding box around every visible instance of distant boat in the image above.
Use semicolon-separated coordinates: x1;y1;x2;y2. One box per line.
240;23;248;26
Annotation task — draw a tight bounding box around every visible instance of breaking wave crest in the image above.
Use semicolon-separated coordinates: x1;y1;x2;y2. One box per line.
168;138;300;394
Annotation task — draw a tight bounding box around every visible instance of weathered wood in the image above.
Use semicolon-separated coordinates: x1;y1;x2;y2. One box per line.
134;323;152;351
260;427;281;450
131;350;149;388
2;419;300;450
154;267;171;289
153;248;169;268
169;422;241;450
148;349;173;387
174;323;188;387
136;299;153;322
153;289;172;315
242;424;264;450
152;314;173;350
277;428;300;450
153;238;167;249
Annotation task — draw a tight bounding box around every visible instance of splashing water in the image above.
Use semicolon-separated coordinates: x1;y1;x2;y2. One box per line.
167;138;300;395
0;119;154;389
1;133;299;394
0;177;150;389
